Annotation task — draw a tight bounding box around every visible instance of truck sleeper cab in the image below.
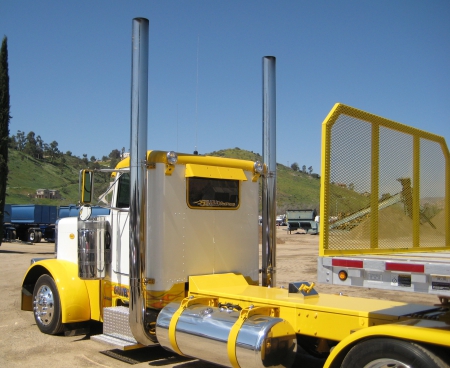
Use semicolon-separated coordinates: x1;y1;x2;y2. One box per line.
21;150;263;340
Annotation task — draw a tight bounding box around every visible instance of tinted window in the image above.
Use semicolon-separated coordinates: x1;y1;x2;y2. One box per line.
187;177;239;209
117;173;130;208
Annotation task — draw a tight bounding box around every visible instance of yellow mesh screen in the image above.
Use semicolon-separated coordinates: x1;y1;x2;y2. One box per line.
320;104;450;256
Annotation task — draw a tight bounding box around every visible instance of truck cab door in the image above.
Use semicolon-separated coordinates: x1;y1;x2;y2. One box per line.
111;173;130;285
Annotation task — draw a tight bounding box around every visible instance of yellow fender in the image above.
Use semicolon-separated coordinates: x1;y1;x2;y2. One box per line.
324;319;450;368
21;259;92;324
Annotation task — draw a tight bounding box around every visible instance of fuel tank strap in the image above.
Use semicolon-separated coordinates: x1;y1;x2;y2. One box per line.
227;306;280;368
168;306;184;356
168;296;218;356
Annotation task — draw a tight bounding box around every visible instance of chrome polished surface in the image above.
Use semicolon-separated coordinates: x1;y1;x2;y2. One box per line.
262;56;277;287
33;284;56;326
77;217;110;280
363;359;411;368
156;302;296;368
128;17;156;345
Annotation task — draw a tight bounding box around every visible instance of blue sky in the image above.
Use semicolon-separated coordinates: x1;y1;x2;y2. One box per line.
2;1;449;174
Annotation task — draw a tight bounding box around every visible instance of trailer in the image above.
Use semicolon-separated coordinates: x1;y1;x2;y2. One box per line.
3;204;57;242
58;204;110;219
2;204;110;244
317;104;450;304
20;19;450;368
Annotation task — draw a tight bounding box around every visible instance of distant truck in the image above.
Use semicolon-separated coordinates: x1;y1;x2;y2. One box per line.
276;214;286;226
3;204;57;243
285;208;319;234
2;204;110;243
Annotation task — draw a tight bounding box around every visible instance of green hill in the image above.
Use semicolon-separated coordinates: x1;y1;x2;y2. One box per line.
5;150;111;206
5;147;365;216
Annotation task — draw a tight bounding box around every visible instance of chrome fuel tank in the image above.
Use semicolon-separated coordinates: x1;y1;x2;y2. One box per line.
156;302;296;368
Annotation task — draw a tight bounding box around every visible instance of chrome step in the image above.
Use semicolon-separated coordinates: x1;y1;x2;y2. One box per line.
91;306;143;350
91;333;142;350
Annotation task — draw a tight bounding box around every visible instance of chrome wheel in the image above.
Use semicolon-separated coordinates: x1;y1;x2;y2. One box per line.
28;230;35;242
32;274;63;334
363;359;411;368
33;283;56;326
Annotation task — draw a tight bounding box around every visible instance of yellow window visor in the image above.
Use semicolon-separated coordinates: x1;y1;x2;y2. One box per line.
185;164;247;181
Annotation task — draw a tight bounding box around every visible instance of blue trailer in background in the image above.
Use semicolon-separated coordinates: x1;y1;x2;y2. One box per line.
58;204;110;219
3;204;57;243
2;204;110;243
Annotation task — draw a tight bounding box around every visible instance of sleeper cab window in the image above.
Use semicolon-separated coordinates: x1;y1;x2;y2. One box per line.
187;177;239;209
117;173;130;208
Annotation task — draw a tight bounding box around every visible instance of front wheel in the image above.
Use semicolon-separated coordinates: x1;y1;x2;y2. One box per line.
32;274;64;335
341;338;449;368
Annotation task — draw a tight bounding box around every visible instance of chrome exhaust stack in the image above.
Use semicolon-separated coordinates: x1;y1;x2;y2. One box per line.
261;56;277;287
128;17;156;345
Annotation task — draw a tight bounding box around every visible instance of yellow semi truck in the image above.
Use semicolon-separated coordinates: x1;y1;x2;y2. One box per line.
21;18;450;368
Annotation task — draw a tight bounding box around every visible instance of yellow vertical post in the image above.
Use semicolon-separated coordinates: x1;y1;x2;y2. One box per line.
319;104;340;256
370;123;379;249
413;136;420;248
440;140;450;249
447;148;450;249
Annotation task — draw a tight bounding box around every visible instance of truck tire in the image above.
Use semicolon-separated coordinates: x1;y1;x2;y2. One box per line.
6;228;16;241
28;230;36;243
35;231;42;243
32;274;64;335
341;338;449;368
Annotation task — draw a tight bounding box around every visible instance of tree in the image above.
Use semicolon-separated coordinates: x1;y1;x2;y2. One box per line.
36;135;44;159
290;162;299;171
24;131;38;158
48;140;60;162
302;165;306;173
109;158;118;169
308;166;313;175
82;153;88;166
0;36;11;246
109;149;121;159
90;156;96;162
15;130;25;151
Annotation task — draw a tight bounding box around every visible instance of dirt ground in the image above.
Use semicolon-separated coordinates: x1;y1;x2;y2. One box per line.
0;227;440;368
